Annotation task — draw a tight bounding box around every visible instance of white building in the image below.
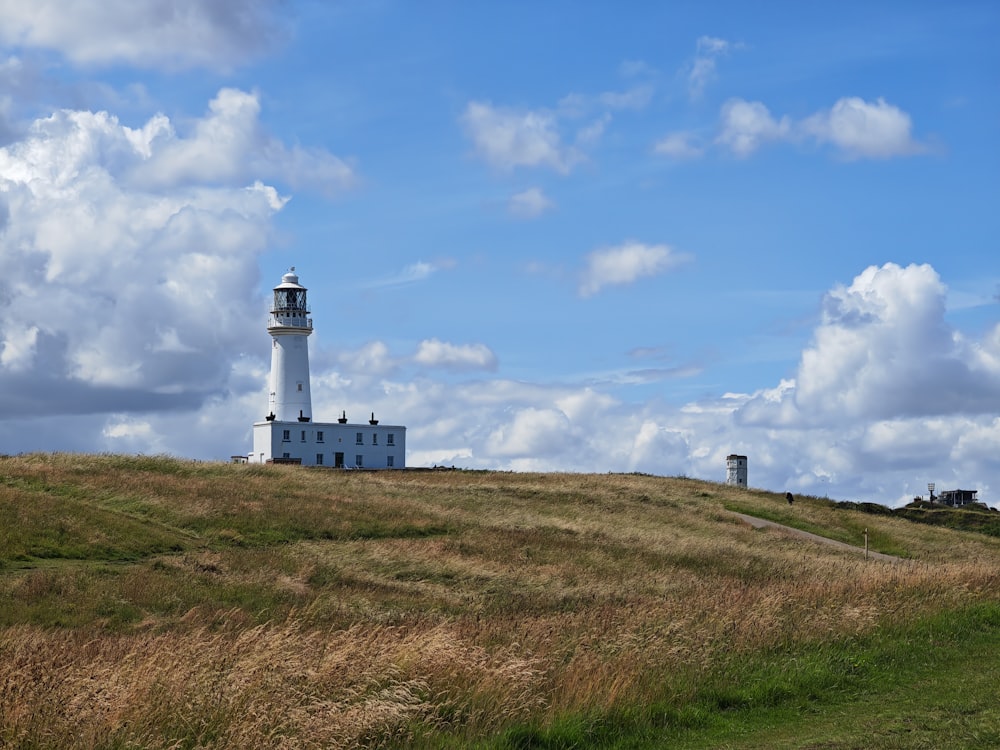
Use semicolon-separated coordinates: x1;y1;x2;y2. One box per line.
726;454;747;487
248;269;405;468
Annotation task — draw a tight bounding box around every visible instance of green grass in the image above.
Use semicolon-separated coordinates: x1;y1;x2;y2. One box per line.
2;453;1000;748
893;502;1000;538
481;602;1000;749
723;499;911;558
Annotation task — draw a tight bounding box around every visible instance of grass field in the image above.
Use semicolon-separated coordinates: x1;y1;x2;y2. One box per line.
1;453;999;748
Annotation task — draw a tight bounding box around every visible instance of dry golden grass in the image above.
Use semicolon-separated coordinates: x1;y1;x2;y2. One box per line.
2;454;1000;748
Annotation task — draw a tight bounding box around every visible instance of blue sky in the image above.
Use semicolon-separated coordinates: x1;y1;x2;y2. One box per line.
0;0;998;506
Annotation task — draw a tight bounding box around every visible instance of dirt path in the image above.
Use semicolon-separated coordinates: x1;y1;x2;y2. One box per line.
731;512;903;563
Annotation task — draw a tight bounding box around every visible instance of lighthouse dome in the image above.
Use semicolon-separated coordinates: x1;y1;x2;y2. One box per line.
275;267;305;290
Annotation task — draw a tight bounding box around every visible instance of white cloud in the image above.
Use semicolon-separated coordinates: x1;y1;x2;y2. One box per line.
654;131;705;160
0;0;287;71
486;407;575;458
802;96;923;159
579;241;689;297
336;341;395;377
688;36;733;99
363;260;452;289
464;71;656;175
461;101;581;173
135;88;355;195
576;113;612;146
715;98;791;157
739;263;1000;428
414;339;498;371
0;89;348;419
508;187;554;219
667;96;924;161
0;325;39;371
629;421;690;474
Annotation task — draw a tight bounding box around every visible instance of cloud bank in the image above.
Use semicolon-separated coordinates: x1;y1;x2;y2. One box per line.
0;89;351;429
0;0;287;70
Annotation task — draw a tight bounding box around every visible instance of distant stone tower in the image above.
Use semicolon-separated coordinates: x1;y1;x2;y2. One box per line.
726;454;747;487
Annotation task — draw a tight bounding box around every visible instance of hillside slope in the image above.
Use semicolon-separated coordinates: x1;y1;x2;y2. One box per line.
2;453;1000;748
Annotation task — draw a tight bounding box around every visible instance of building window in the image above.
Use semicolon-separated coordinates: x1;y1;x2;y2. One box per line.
316;454;324;465
372;433;378;445
301;430;306;441
282;452;290;459
355;454;363;467
316;431;324;443
282;429;290;441
387;433;394;446
297;383;303;392
356;432;363;445
387;455;394;467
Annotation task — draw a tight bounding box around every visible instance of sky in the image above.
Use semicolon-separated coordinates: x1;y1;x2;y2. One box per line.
0;1;998;507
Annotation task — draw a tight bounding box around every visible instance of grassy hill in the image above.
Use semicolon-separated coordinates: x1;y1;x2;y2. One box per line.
2;453;999;749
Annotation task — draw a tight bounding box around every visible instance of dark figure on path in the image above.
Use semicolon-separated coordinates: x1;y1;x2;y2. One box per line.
786;492;794;505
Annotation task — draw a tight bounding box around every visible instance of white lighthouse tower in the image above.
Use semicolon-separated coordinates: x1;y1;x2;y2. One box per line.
249;268;406;468
266;268;313;423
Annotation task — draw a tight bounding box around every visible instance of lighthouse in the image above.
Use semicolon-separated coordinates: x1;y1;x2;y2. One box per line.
248;269;406;468
266;268;313;423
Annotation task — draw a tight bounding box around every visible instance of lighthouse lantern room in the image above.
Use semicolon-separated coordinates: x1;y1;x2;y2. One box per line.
249;269;406;468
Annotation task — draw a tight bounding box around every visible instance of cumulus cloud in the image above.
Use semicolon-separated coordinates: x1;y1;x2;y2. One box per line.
462;74;655;174
134;88;355;195
696;97;926;159
579;241;689;297
0;0;287;71
414;339;498;371
802;96;923;159
739;263;1000;428
461;101;582;173
0;89;350;420
335;341;396;378
487;407;575;459
715;98;792;157
658;96;924;161
508;187;554;219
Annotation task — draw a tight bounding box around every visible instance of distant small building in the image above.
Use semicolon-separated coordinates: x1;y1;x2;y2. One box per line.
937;489;978;507
726;454;747;487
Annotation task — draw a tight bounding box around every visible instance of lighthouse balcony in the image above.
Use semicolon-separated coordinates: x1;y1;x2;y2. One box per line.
267;314;313;330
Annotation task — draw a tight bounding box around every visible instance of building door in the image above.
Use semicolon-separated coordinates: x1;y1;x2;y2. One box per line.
334;452;344;468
